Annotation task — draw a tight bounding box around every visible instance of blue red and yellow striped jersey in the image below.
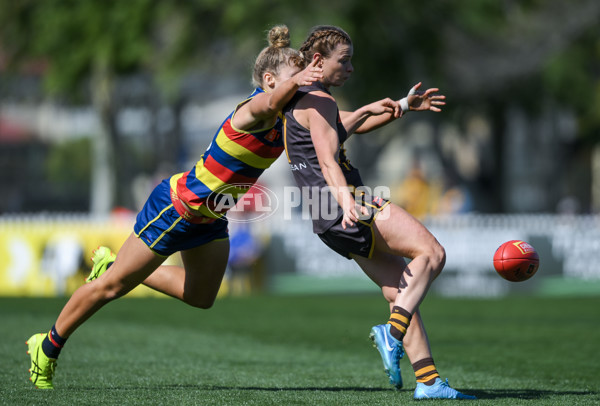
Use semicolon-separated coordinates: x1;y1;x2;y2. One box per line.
170;88;284;219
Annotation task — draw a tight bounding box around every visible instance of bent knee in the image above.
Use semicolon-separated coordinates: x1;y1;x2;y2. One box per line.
429;243;446;276
184;295;217;309
382;286;398;304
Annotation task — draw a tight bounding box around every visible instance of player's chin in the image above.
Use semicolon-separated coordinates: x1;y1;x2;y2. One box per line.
334;76;350;87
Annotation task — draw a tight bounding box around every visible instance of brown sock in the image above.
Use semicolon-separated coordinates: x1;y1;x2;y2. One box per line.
387;306;411;341
412;357;440;386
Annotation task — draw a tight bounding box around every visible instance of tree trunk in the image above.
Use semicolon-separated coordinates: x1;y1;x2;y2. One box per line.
89;60;116;216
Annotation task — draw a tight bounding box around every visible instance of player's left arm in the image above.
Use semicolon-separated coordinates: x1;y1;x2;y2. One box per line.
340;98;400;136
342;83;446;135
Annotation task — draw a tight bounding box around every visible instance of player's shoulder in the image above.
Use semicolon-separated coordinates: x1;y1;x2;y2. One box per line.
297;89;337;112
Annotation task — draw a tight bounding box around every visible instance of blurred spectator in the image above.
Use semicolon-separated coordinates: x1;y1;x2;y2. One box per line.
393;157;441;220
556;195;581;215
437;175;473;215
227;222;263;295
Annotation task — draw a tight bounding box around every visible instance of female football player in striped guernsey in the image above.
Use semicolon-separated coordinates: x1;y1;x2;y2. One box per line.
26;25;323;389
283;25;476;399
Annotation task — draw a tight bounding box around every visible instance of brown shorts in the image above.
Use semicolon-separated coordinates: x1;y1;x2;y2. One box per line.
318;194;390;259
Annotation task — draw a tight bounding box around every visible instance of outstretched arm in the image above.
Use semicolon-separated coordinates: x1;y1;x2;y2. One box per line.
340;98;401;135
399;82;446;114
341;83;446;135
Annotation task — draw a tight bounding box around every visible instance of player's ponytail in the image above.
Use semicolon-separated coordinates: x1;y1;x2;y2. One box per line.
252;25;302;88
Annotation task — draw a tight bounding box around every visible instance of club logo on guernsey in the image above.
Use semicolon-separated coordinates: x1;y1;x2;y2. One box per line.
290;162;308;171
206;183;279;223
264;128;280;142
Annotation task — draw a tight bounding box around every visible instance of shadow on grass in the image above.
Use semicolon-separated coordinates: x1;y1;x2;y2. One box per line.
465;388;598;400
78;385;598;400
206;387;598;399
79;384;398;393
208;386;397;392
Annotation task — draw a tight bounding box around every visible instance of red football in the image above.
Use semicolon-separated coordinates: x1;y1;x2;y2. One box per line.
493;240;539;282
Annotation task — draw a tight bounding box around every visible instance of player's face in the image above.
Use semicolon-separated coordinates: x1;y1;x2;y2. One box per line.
320;43;353;87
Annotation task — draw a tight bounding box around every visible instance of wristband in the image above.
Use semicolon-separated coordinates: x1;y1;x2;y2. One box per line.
400;97;409;113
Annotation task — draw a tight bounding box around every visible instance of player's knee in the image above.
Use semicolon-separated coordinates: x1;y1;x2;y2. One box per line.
94;279;130;302
430;243;446;277
184;295;217;309
382;286;398;304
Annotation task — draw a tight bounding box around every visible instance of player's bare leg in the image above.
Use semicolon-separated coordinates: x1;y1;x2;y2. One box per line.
402;310;432;362
142;239;229;308
355;208;476;398
355;252;435;363
353;204;444;389
372;203;446;314
54;233;165;338
355;250;433;388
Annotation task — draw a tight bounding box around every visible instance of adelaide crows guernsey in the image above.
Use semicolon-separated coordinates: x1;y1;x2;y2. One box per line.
283;82;364;234
170;88;284;220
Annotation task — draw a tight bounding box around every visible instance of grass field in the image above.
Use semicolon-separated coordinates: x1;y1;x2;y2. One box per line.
2;294;599;405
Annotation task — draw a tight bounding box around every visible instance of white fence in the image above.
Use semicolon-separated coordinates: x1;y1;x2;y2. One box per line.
1;213;599;297
266;214;600;297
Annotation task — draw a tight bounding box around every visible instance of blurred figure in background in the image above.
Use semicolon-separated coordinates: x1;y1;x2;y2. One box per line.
393;156;439;220
227;221;263;296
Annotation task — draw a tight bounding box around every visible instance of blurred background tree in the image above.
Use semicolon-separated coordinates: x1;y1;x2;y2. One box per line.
0;0;598;214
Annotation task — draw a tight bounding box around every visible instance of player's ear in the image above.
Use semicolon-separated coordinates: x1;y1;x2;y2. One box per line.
313;53;323;67
263;71;276;89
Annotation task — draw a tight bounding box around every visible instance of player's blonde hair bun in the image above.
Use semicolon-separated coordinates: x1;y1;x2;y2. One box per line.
268;25;291;48
252;24;301;88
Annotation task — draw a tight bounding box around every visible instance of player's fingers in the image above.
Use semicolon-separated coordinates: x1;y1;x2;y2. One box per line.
342;218;354;230
348;208;360;222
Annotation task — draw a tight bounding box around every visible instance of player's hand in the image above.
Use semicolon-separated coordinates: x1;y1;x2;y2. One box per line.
405;82;446;112
364;98;401;118
294;58;324;86
341;204;369;230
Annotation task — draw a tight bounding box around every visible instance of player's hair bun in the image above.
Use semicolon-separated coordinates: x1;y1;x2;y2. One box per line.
268;25;290;48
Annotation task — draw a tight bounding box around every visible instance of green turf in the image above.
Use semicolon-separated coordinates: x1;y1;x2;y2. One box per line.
2;294;599;405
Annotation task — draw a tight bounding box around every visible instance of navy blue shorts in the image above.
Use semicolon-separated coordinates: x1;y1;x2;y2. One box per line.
133;179;229;257
318;194;390;259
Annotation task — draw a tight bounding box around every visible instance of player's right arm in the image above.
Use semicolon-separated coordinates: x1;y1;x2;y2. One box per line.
233;59;322;130
299;92;365;229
